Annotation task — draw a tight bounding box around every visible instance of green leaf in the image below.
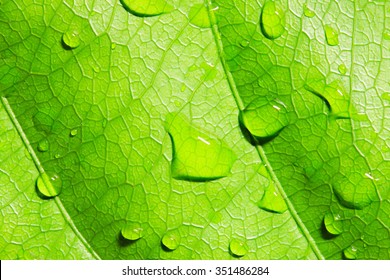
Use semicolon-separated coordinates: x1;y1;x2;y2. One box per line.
0;0;388;259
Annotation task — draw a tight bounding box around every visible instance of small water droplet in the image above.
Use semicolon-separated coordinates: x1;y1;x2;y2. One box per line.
166;113;236;181
260;1;286;40
324;25;339;46
36;172;62;198
180;84;186;92
111;43;117;49
239;40;250;48
62;30;81;49
120;0;173;17
229;239;248;257
24;149;32;160
37;139;49;152
382;92;390;101
189;4;211;28
258;180;287;213
161;231;180;251
303;4;315;18
54;153;61;159
343;245;358;260
323;212;343;235
200;62;217;81
121;224;143;241
240;97;288;142
174;100;182;107
102;119;108;128
338;64;347;75
70;129;78;137
384;30;390;40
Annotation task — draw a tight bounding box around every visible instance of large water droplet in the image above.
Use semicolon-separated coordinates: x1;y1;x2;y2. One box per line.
323;212;343;235
120;0;173;17
343;245;358;260
305;80;349;119
303;4;315;18
324;25;339;46
62;30;81;49
162;231;180;251
189;4;211;28
260;1;286;39
166;113;236;181
121;224;143;241
229;239;248;257
37;139;49;152
240;97;288;142
258;179;287;213
36;172;62;198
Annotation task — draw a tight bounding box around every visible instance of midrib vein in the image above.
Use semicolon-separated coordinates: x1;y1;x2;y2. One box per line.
206;0;324;260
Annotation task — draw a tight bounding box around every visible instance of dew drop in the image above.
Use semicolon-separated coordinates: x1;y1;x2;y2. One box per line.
54;153;61;159
70;129;78;137
200;62;217;81
161;231;180;251
343;245;358;260
62;30;81;49
303;4;315;18
24;149;32;160
258;179;287;213
111;43;117;50
37;139;49;152
260;1;286;40
338;64;347;75
36;172;62;198
189;4;211;28
229;239;248;257
240;97;288;142
239;40;250;48
121;224;143;241
120;0;173;17
166;113;236;181
180;84;186;92
324;25;339;46
323;212;343;235
382;92;390;101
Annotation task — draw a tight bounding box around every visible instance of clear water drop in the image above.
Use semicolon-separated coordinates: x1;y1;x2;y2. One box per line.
239;40;250;48
121;224;143;241
200;62;217;81
166;113;236;181
382;92;390;101
24;149;32;160
229;239;248;257
111;43;117;50
37;139;49;152
54;153;61;159
162;231;180;251
303;4;315;18
189;4;211;28
258;179;287;214
240;97;288;142
62;30;81;49
338;64;347;75
324;25;339;46
260;1;286;39
323;212;343;235
383;30;390;40
70;129;78;137
36;172;62;198
343;245;358;260
120;0;173;17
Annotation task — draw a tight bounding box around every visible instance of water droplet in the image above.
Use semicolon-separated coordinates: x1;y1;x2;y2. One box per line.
120;0;173;17
305;80;349;119
240;97;288;142
200;62;217;81
258;179;287;213
161;231;180;251
54;153;61;159
180;84;186;92
121;224;143;241
62;30;81;49
166;113;236;181
343;245;358;260
382;92;390;101
24;149;32;160
260;1;286;40
102;119;108;128
324;25;339;46
37;139;49;152
338;64;347;75
384;30;390;40
111;43;117;49
323;212;343;235
36;172;62;198
239;40;250;48
229;239;248;257
303;4;315;18
70;129;78;137
189;4;211;28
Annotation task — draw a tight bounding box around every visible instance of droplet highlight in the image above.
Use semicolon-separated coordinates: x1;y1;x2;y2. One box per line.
324;25;339;46
166;113;236;181
62;30;81;49
229;239;248;257
260;1;286;39
323;212;343;235
120;0;173;17
258;180;287;214
37;139;49;152
121;224;143;241
36;172;62;198
303;4;315;18
189;4;211;28
343;245;358;260
162;231;180;251
240;97;288;142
